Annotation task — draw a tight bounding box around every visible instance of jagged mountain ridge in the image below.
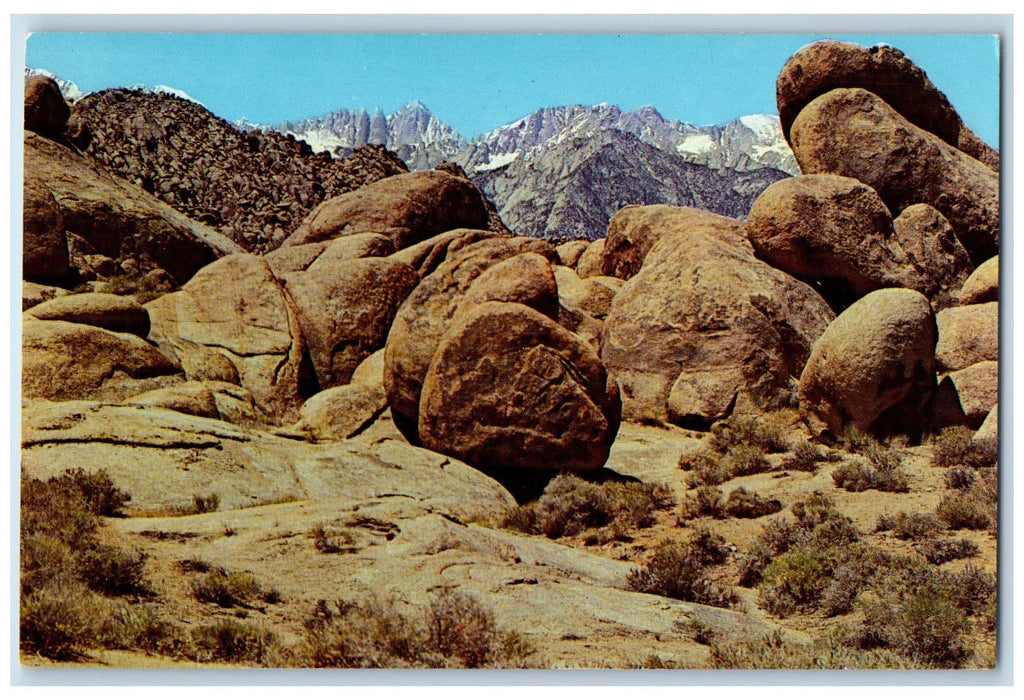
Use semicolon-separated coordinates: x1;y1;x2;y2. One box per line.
473;128;790;241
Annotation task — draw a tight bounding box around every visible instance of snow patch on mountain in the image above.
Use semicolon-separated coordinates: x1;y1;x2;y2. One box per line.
25;67;85;102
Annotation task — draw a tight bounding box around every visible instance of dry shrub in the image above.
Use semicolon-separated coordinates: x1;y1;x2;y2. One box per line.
503;474;674;539
875;512;942;541
682;450;731;487
191;619;276;665
916;538;979;565
191;569;264;608
302;591;536;668
310;523;358;554
936;494;990;530
724;487;783;519
944;466;979;491
20;580;104;660
708;412;793;454
725;444;772;476
680;485;725;519
627;529;737;608
932;426;998;469
706;628;912;670
832;459;909;493
780;440;825;473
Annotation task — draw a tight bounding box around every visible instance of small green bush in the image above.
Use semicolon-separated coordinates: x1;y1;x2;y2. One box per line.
724;487;783;519
708;413;792;455
857;589;970;668
758;548;827;617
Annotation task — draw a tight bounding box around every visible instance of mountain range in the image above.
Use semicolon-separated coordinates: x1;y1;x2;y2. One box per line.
27;66;797;240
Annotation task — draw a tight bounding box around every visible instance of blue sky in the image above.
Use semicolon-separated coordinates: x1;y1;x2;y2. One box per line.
25;32;1000;144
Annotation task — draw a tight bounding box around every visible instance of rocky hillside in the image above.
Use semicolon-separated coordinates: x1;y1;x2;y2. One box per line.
473;128;789;240
68;88;410;252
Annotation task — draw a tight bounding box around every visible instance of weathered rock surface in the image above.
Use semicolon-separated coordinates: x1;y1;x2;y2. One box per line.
935;302;999;373
974;404;998;444
553;265;619;321
24;75;70;139
388;228;499;278
146;254;311;423
798;288;937;438
461;253;561;322
263;240;333;276
555;240;590;268
306;232;395;270
790;88;1000;265
283;257;419;389
604;204;749;281
26;292;150;337
959;255;999;305
892;204;973;305
383;237;557;440
294;384;388;442
575;238;606;278
419;301;620;472
22;281;70;311
350;348;386;388
776;39;999;169
125;381;221;419
601;208;835;427
22;318;182;402
934;361;999;430
23;172;70;283
285;171;490;250
746;175;922;306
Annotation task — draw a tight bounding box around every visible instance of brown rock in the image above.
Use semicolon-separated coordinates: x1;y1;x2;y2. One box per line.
556;240;590;268
146;254;310;423
746;175;922;306
462;253;560;322
553;265;618;321
974;405;998;444
285;171;490;250
790;87;999;265
26;292;150;337
601;207;835;427
24;132;242;285
126;382;220;419
934;361;999;430
388;228;499;278
576;239;606;278
935;302;999;373
798;288;937;438
959;255;999;305
350;348;386;388
419;301;620;472
22;281;70;311
263;240;332;276
776;39;998;169
22;318;182;402
604;204;749;281
283;257;420;389
306;232;395;272
892;204;973;305
23;172;70;282
24;76;70;139
294;384;388;442
383;237;558;440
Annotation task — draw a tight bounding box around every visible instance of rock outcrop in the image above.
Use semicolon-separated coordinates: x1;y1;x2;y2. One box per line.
959;255;999;305
24;75;70;139
601;206;834;427
23;172;71;283
798;288;937;438
146;254;312;424
891;204;973;305
790;87;999;265
284;171;491;250
745;175;923;307
934;302;999;373
24;131;243;286
282;257;420;389
26;292;150;337
934;361;999;430
776;39;998;169
418;301;620;472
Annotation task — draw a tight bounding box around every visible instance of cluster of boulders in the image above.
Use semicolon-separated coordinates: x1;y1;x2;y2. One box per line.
22;39;999;487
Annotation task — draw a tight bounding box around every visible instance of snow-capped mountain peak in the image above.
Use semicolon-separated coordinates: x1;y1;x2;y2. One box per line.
24;67;85;102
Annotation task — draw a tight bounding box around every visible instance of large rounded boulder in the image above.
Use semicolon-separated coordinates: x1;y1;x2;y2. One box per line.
382;237;557;440
282;257;420;389
284;171;490;250
790;87;999;265
146;254;311;424
935;302;999;373
25;75;70;139
746;175;922;307
23;172;70;283
959;255;999;305
418;301;620;473
891;204;973;305
798;288;938;438
776;39;998;169
601;207;835;427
